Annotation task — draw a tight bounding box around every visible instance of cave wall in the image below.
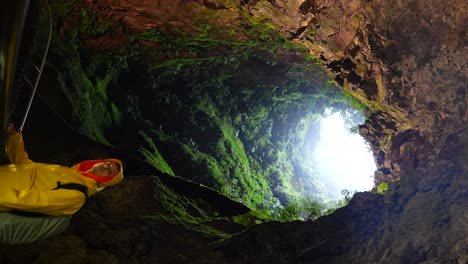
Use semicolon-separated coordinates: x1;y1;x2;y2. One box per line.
22;0;370;211
39;0;466;189
214;0;467;262
210;124;468;263
242;0;467;185
2;0;466;263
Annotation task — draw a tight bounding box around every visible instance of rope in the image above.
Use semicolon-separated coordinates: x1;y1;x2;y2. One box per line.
15;0;157;170
19;0;52;132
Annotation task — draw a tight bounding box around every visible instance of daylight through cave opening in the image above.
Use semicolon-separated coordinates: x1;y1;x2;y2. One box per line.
289;103;376;213
38;0;384;217
312;110;376;200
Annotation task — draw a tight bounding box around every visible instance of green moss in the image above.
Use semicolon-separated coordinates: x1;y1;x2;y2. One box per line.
149;177;232;239
219;120;250;169
193;95;278;209
52;1;112;38
110;103;123;127
181;143;225;186
139;131;175;176
377;182;388;194
138;12;308;79
45;0;374;215
42;0;134;144
54;52;110;144
341;90;370;115
232;209;271;226
51;45;131;144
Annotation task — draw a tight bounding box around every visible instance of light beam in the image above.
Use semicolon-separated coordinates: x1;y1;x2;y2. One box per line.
313;112;376;199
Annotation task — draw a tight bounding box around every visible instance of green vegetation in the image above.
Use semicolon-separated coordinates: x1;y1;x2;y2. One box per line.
376;182;388;194
195;95;276;208
270;198;322;222
149;177;233;239
42;1;135;144
139;131;175;176
258;190;357;222
341;90;369;115
45;0;372;220
323;189;355;216
232;209;271;226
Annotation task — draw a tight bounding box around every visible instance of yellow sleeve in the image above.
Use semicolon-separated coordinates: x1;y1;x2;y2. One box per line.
6;133;32;164
1;188;86;216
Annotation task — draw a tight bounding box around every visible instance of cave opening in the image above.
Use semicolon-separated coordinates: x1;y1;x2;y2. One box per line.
311;109;375;200
97;54;378;218
276;100;376;218
12;0;387;223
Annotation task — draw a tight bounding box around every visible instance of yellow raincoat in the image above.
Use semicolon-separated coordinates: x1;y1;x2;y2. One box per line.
0;132;123;216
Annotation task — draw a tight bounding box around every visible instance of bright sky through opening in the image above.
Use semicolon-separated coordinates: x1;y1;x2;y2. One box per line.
314;112;376;199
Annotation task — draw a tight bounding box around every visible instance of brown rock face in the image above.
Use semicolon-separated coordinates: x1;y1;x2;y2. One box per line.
262;0;467;185
212;126;468;263
218;0;467;262
80;0;466;185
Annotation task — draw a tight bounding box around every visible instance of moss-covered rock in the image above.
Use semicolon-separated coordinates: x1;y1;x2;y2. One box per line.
30;0;363;211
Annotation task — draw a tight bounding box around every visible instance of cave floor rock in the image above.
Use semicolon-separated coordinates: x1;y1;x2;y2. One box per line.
0;175;249;264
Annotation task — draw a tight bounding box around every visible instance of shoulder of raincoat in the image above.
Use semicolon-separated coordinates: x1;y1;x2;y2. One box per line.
0;132;123;216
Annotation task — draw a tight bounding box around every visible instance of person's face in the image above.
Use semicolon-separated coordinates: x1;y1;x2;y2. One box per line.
89;162;119;176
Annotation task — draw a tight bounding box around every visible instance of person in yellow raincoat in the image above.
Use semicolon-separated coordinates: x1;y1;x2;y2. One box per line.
0;124;124;244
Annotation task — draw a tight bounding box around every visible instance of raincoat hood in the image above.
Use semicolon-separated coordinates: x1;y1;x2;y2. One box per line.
73;159;123;187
